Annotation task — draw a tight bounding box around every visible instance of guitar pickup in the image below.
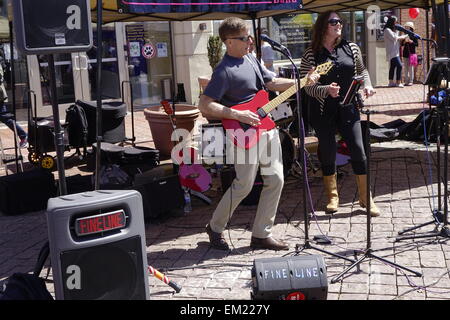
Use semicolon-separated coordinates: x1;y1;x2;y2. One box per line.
256;108;267;118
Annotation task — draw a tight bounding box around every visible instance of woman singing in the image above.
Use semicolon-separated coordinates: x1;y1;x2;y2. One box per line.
300;11;380;217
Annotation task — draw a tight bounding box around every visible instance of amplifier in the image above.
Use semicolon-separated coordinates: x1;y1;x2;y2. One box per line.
132;164;184;220
251;255;328;300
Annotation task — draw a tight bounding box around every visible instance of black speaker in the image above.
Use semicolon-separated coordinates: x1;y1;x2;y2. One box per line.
46;190;150;300
132;165;184;220
12;0;92;54
251;255;328;300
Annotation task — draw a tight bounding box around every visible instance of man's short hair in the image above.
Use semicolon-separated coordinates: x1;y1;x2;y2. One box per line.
219;17;248;42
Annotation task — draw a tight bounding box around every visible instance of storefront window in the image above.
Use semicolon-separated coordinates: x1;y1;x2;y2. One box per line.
268;11;367;63
270;13;317;60
87;23;121;100
125;22;173;107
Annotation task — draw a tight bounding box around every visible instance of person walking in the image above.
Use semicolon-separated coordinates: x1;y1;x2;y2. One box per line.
0;62;28;148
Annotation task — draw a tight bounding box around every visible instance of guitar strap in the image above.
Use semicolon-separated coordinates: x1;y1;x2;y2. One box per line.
245;55;268;91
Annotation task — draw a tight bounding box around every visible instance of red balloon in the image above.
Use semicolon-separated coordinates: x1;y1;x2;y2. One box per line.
409;8;420;19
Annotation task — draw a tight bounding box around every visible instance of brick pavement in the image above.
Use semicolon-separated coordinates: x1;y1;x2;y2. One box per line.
1;84;450;300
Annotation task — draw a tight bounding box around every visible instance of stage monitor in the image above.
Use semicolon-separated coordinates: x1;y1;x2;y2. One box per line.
12;0;92;55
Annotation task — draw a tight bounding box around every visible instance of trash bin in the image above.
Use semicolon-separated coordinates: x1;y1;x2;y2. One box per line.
76;100;127;144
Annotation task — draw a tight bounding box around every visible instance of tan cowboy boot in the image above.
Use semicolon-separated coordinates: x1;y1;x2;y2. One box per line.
355;174;380;217
323;174;339;214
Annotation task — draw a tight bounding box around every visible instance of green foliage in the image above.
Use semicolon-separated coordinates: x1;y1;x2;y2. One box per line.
207;35;223;70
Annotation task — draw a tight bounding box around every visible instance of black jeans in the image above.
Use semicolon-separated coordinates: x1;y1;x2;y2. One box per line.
310;102;367;176
389;57;403;81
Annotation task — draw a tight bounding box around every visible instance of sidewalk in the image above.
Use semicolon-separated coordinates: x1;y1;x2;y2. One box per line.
1;84;450;300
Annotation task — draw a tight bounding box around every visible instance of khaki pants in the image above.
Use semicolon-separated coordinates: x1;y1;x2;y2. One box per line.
209;129;284;238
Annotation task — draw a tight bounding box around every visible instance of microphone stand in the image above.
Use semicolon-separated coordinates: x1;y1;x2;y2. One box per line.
269;44;356;264
396;90;450;241
330;93;422;283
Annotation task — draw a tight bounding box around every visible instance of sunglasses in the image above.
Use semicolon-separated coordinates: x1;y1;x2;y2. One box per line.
228;35;252;42
328;18;343;26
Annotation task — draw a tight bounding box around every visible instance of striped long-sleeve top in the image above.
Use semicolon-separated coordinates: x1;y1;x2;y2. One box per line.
299;40;372;115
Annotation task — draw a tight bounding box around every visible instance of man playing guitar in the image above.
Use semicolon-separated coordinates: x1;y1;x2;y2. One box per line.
198;17;319;251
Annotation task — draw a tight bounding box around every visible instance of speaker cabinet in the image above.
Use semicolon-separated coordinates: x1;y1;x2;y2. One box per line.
251;255;328;300
46;190;150;300
12;0;92;54
132;167;184;220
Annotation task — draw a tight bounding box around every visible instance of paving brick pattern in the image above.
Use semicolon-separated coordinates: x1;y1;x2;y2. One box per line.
1;85;449;300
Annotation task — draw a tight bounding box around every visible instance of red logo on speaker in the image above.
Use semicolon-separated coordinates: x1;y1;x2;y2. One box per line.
75;209;127;236
286;292;306;300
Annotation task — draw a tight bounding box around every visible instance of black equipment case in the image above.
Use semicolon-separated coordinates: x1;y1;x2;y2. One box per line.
76;100;127;144
0;169;56;215
131;164;184;220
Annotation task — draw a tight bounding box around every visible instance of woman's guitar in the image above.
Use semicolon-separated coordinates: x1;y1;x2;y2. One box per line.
222;61;333;149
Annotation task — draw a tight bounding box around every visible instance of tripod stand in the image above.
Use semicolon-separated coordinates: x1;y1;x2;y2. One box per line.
330;93;422;283
396;98;450;241
396;58;450;242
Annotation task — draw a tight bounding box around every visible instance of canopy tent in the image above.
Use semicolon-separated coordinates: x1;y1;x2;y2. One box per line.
90;0;303;23
90;0;432;24
300;0;430;13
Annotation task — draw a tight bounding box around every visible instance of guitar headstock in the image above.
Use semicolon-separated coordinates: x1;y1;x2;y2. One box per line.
161;100;174;115
316;61;333;75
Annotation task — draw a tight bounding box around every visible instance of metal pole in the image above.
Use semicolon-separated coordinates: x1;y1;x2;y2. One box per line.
94;0;103;190
8;20;19;171
444;0;450;56
47;55;67;195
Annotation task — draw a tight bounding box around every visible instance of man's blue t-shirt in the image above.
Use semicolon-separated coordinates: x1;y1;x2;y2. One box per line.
203;53;274;108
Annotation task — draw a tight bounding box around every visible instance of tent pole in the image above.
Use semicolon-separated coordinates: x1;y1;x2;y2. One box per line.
445;0;450;56
8;20;19;171
94;0;103;190
250;14;260;61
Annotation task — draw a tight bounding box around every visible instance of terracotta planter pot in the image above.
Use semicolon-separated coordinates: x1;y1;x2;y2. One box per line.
144;104;200;157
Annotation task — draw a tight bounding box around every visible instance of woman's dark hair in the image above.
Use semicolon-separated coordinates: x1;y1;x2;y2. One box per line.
311;11;342;54
384;16;397;31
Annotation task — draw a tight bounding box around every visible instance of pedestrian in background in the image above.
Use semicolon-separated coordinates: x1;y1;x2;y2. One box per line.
401;21;418;86
383;16;409;87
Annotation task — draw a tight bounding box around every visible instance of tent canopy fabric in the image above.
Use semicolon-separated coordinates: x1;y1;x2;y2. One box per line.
90;0;303;23
300;0;430;13
91;0;432;24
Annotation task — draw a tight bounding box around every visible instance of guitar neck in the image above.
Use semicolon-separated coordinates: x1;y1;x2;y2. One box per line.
261;76;309;115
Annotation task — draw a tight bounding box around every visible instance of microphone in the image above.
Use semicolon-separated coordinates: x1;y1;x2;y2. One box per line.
395;24;421;40
260;34;288;52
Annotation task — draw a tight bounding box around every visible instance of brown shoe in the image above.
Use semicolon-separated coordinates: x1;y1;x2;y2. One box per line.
250;236;289;251
206;224;230;250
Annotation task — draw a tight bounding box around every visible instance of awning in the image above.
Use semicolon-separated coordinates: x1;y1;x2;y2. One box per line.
300;0;430;13
91;0;432;24
90;0;303;23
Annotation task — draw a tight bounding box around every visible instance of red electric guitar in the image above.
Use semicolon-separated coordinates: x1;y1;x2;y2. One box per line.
161;100;212;194
222;61;333;149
